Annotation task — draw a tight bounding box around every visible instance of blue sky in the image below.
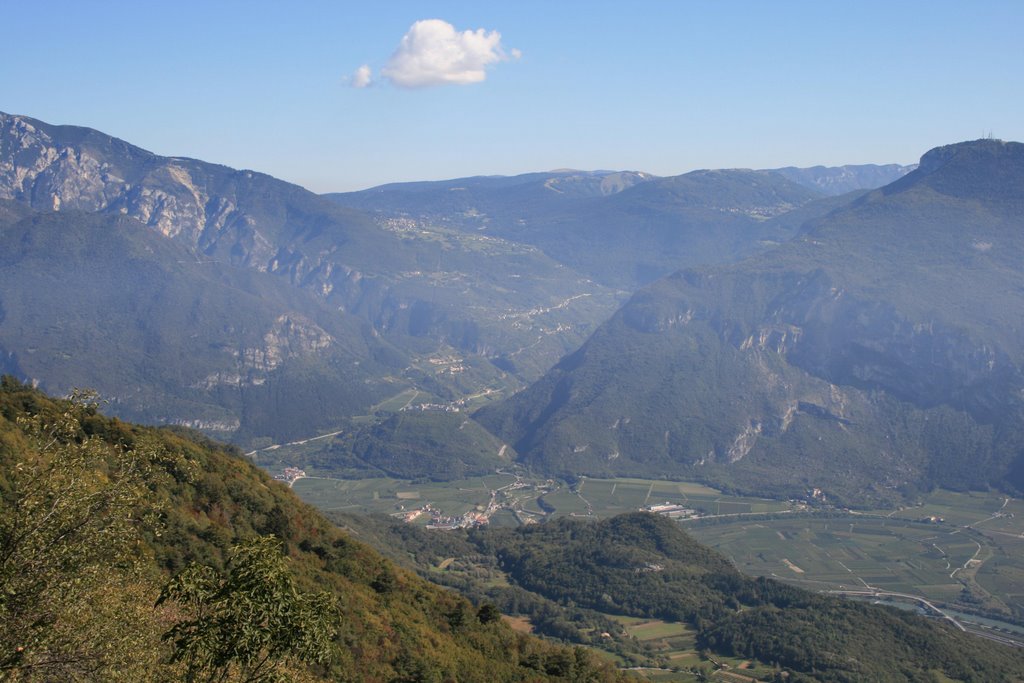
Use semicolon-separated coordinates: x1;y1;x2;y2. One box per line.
3;1;1022;192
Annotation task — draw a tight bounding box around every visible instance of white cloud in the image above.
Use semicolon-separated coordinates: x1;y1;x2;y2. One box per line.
351;64;373;88
378;19;518;88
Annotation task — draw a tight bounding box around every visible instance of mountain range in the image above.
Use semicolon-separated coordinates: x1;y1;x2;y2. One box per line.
0;112;624;441
6;109;1020;507
0;111;910;448
328;164;913;289
477;139;1024;504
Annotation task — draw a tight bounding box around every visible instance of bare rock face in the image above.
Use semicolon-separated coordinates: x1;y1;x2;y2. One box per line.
190;314;335;393
0;113;277;267
245;314;333;372
0;113;406;343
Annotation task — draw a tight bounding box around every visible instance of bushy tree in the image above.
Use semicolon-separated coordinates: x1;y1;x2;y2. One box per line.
158;535;337;682
0;392;165;681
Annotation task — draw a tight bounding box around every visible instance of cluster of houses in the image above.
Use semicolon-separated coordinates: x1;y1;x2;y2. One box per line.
393;503;490;529
396;498;701;532
274;467;306;485
644;502;697;519
400;402;461;413
426;510;489;530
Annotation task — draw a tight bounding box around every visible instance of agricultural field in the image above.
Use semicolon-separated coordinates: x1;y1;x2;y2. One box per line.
293;473;515;518
868;489;1022;528
690;516;978;594
292;472;794;526
688;489;1024;633
553;477;792;520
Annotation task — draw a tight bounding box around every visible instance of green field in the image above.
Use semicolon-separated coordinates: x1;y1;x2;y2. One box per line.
292;473;793;524
293;473;512;519
865;489;1020;528
690;517;976;593
368;388;426;414
688;490;1024;627
607;615;775;682
561;477;790;520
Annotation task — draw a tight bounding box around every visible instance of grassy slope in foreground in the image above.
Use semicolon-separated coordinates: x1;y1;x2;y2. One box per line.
0;377;626;682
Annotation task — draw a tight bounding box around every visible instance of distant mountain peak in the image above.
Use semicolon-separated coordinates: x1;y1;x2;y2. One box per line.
768;163;917;196
888;138;1024;201
916;137;1022;173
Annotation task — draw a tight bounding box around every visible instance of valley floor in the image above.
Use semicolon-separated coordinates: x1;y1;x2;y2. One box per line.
288;471;1024;663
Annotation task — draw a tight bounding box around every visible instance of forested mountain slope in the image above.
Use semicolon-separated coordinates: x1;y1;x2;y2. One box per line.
478;140;1024;504
0;207;409;443
0;378;625;682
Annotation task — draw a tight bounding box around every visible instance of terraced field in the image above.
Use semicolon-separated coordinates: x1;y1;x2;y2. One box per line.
608;616;774;682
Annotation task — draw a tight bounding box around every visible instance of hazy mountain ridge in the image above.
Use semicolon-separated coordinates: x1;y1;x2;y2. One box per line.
0;112;629;440
330;164;913;288
768;163;916;195
348;168;655;199
477;140;1024;504
329;167;831;289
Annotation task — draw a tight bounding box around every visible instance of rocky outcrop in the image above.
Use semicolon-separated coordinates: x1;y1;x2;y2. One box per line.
0;113;277;266
191;314;335;390
244;314;333;372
